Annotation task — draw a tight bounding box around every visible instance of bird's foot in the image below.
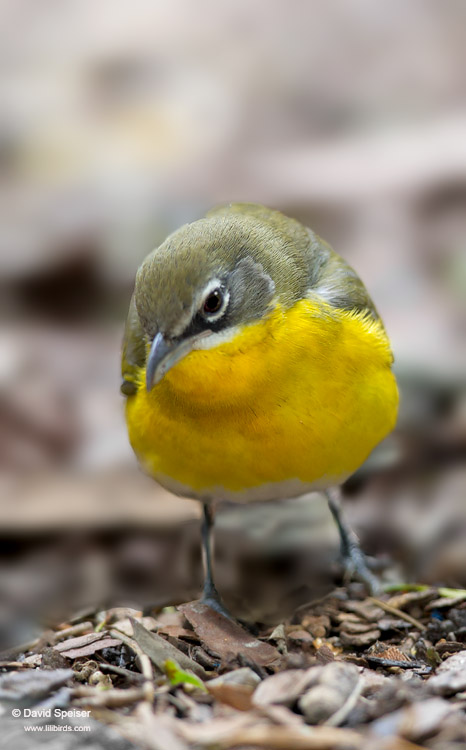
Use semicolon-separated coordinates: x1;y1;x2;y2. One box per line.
200;586;257;633
201;584;236;621
341;543;381;595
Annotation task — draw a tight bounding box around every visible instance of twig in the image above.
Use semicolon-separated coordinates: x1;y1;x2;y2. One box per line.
73;686;148;708
216;724;363;749
368;597;424;631
366;655;430;672
98;662;145;683
0;637;41;661
324;676;364;727
110;627;155;704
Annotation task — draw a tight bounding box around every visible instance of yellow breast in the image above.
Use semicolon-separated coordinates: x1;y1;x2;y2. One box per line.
125;298;398;502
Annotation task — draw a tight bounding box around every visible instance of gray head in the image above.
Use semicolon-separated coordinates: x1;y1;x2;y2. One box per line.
133;209;310;389
135;216;279;340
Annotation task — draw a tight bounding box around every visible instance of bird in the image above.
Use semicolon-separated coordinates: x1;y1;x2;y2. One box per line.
121;203;398;615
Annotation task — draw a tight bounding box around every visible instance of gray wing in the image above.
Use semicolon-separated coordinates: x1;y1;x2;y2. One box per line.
305;229;381;322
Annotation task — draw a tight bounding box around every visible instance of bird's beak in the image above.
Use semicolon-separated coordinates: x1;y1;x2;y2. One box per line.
146;331;210;391
146;333;184;391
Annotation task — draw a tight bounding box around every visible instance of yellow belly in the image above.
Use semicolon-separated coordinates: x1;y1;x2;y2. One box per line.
125;299;398;502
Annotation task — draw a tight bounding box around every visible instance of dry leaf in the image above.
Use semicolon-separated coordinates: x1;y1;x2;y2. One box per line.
179;601;281;667
370;646;411;662
130;617;207;678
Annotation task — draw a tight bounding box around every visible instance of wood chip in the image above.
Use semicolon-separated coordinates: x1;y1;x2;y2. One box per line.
343;600;385;622
54;634;122;659
158;625;200;641
435;640;465;654
0;668;73;702
399;697;455;741
386;589;437;610
207;681;255;711
426;594;466;610
340;620;378;635
340;629;381;647
301;615;331;638
371;697;456;743
428;650;466;695
315;644;336;664
288;629;314;644
253;668;321;707
111;615;160;636
298;663;360;725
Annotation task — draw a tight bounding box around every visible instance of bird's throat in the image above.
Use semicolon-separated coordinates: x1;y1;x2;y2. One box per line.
145;306;287;412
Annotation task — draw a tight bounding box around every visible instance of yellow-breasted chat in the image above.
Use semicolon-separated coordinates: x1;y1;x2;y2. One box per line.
122;203;398;613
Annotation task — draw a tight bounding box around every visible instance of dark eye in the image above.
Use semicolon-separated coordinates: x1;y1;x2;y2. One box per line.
203;289;223;315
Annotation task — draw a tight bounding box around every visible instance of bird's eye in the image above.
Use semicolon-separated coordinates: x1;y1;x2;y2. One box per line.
203;289;223;315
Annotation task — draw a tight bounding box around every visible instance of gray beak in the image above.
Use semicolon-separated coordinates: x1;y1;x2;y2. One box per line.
146;333;173;391
146;331;208;391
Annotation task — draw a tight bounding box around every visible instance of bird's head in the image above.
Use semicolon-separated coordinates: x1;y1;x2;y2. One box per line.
135;214;277;391
133;206;311;391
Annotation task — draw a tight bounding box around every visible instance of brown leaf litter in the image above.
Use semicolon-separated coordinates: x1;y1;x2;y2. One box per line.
1;588;466;749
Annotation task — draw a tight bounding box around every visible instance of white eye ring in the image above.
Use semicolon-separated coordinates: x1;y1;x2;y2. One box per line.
200;279;229;322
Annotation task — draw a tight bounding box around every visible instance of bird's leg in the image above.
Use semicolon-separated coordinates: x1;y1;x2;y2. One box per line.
200;502;232;617
325;488;380;594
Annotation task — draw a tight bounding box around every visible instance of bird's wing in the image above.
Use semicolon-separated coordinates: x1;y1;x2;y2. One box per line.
121;293;147;396
304;230;381;322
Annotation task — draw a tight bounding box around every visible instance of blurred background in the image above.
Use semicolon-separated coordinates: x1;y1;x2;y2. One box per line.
1;0;465;646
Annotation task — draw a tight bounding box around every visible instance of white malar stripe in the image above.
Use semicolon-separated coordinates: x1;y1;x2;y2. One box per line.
192;325;240;350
